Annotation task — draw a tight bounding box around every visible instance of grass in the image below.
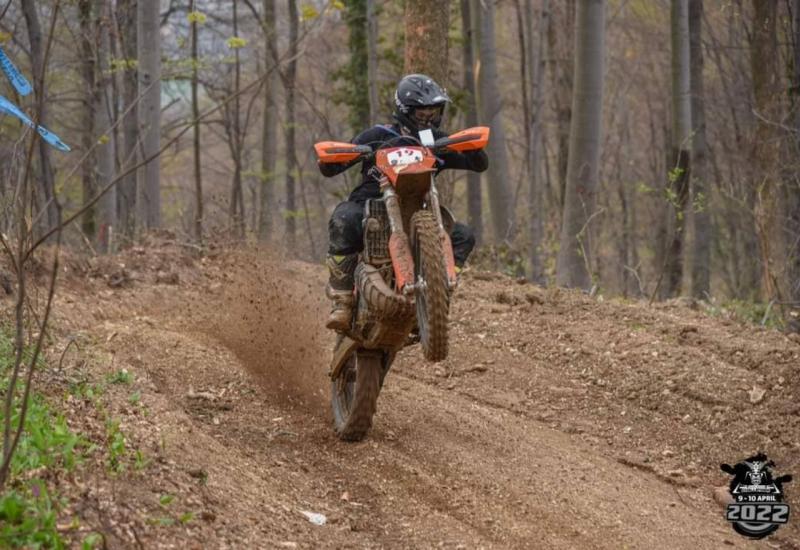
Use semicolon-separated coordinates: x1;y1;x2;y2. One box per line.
0;328;90;549
105;369;133;385
703;298;785;329
0;309;164;547
0;338;86;548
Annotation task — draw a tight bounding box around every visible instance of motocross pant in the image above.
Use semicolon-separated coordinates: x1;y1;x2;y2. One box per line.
327;200;476;265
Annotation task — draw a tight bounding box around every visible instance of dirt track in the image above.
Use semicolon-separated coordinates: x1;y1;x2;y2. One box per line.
43;243;800;548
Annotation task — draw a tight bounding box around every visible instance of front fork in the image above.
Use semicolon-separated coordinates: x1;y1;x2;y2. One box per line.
382;175;458;295
425;175;458;290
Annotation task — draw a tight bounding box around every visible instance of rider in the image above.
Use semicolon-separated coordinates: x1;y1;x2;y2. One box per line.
319;74;488;331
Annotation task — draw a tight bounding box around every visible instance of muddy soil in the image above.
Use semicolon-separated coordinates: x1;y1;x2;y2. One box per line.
18;241;800;548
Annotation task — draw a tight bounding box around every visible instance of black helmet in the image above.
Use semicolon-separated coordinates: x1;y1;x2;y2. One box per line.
393;74;450;132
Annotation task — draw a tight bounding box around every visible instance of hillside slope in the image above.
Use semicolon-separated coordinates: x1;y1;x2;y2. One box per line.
24;241;799;548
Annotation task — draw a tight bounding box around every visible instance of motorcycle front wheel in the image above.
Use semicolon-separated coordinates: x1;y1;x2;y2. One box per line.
411;210;450;362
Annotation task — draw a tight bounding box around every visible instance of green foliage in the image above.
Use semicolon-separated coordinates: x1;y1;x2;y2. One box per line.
158;494;174;507
667;166;685;184
0;329;87;549
0;482;64;549
68;381;104;406
300;4;320;20
705;299;784;329
108;57;138;73
133;449;151;471
81;533;103;550
179;512;195;524
106;369;133;385
105;418;127;474
8;398;85;476
226;36;248;49
692;190;707;213
187;11;207;24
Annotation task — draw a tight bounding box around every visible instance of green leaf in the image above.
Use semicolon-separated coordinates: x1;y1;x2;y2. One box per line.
187;11;207;24
301;4;319;20
226;36;248;49
179;512;195;524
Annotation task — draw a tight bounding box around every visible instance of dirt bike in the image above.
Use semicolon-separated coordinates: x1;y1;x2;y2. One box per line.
314;126;490;441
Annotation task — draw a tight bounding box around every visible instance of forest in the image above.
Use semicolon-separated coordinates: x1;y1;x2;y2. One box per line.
0;0;798;309
1;1;800;547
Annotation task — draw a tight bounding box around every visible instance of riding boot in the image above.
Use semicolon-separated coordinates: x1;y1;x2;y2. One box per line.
325;253;358;331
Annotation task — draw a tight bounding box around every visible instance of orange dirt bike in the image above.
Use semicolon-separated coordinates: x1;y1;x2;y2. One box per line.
314;126;490;441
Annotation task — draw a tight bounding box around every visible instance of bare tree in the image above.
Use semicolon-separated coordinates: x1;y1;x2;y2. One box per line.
20;0;59;235
556;0;606;289
791;0;800;303
750;0;781;300
404;0;449;85
189;0;203;243
285;0;299;250
662;0;692;298
116;0;138;241
259;0;278;241
229;0;245;238
137;0;162;230
95;0;116;251
79;0;98;241
366;0;379;124
689;0;710;298
526;0;550;284
475;0;514;243
547;0;575;212
460;0;482;244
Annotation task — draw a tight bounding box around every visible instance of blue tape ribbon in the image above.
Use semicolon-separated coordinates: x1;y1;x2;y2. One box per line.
0;95;70;152
0;47;32;96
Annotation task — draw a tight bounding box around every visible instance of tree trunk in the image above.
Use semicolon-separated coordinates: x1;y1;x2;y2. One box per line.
476;0;514;243
20;0;59;236
555;0;605;289
663;0;692;299
116;0;138;242
526;0;549;284
750;0;781;300
285;0;299;251
547;0;575;214
137;0;161;230
342;0;370;133
258;0;278;241
94;0;116;252
791;0;800;303
460;0;482;245
689;0;710;299
189;0;203;243
403;0;449;85
79;0;97;242
230;0;245;239
366;0;379;125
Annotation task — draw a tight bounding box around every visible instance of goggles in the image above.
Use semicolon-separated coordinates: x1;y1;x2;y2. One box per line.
410;106;442;129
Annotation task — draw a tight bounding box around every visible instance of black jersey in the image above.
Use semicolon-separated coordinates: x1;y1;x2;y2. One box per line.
318;123;489;203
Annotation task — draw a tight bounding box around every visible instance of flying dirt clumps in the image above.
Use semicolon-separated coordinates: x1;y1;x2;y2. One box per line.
196;250;330;412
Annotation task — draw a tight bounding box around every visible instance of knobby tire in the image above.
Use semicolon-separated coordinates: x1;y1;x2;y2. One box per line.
411;211;450;362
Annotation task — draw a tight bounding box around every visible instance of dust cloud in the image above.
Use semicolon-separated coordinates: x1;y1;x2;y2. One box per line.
197;250;331;414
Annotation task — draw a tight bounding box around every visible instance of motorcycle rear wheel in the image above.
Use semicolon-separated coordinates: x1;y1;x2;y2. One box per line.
330;350;382;441
411;211;450;362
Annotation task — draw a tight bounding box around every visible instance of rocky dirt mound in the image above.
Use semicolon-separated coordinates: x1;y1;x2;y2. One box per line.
5;241;798;548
